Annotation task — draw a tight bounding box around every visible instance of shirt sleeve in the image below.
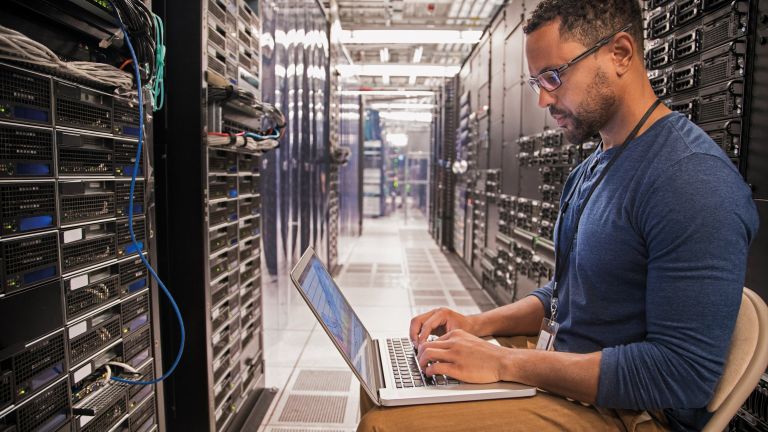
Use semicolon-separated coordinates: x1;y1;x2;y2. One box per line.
596;153;759;410
529;279;554;319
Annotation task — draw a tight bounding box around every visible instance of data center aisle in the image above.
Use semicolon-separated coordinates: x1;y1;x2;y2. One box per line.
257;212;487;431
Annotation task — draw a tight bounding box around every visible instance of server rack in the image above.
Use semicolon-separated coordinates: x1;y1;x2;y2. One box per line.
0;55;162;432
153;0;274;430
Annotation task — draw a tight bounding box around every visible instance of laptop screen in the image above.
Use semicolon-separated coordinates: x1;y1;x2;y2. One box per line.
296;254;378;393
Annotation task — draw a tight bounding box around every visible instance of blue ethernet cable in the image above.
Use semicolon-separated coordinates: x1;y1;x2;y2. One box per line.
109;1;185;385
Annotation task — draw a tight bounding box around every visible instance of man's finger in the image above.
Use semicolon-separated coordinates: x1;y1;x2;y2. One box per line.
425;361;459;380
417;347;456;369
409;309;436;344
416;312;446;349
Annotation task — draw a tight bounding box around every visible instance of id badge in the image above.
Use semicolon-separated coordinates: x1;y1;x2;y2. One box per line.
535;318;559;351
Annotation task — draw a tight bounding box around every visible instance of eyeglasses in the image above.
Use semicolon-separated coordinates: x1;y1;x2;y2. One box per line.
527;24;632;94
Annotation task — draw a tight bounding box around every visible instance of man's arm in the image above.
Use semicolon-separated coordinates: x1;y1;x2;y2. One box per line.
409;293;547;348
417;330;602;403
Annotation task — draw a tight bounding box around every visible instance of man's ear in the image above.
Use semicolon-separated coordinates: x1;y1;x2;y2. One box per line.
611;33;635;77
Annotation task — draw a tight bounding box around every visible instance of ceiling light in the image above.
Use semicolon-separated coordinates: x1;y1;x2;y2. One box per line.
340;30;482;45
382;75;390;85
409;75;417;85
387;133;409;147
369;103;435;110
380;111;433;123
340;90;435;96
380;48;390;63
336;64;460;77
413;46;423;63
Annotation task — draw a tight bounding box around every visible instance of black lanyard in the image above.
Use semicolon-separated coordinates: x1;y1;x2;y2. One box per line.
550;99;663;321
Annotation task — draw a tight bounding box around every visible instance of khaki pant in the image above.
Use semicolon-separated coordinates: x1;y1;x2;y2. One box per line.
358;337;669;432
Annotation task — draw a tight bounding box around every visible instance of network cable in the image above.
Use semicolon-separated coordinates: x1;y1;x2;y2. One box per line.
108;0;185;386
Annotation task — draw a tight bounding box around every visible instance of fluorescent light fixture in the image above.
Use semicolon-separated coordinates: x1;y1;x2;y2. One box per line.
383;75;390;85
340;90;435;96
369;103;435;110
413;46;423;63
387;133;409;147
340;30;482;45
409;75;417;85
379;111;434;122
336;64;460;77
380;48;390;63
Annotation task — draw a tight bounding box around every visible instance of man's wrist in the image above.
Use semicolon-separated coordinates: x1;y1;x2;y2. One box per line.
469;313;492;337
498;347;524;383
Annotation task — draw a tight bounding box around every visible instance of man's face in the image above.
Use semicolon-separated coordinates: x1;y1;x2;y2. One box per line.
525;21;618;144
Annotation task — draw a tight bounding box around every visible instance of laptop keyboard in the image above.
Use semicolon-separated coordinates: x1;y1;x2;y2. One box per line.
386;338;460;388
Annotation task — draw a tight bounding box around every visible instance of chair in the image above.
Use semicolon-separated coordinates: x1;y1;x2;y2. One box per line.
703;287;768;432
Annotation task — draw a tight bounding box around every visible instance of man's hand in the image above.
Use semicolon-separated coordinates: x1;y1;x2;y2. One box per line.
416;329;513;384
409;308;479;350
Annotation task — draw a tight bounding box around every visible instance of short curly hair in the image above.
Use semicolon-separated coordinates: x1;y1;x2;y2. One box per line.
523;0;644;55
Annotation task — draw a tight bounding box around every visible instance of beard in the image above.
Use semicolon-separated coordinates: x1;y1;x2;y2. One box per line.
550;68;616;144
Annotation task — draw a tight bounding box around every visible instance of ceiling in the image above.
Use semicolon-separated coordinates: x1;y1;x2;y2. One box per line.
325;0;504;89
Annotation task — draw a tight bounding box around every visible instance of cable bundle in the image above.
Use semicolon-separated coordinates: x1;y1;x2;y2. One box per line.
109;0;156;79
0;25;134;89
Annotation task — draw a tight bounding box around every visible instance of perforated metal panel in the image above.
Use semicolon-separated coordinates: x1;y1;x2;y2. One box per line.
291;370;352;392
277;394;347;424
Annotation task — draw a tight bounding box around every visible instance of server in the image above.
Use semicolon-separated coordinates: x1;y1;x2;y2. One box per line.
153;0;276;430
0;1;164;430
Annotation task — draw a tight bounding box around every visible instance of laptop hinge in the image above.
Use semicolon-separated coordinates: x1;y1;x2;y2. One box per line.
373;339;385;402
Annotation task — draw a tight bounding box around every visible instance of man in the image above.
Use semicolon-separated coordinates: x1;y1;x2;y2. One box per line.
358;0;759;431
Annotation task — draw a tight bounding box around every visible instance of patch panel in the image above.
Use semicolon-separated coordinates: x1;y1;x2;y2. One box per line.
74;382;127;432
69;344;122;403
60;221;116;274
0;231;59;294
64;263;121;322
0;64;52;126
0;181;57;236
56;131;114;177
58;180;116;225
0;124;54;178
54;82;113;133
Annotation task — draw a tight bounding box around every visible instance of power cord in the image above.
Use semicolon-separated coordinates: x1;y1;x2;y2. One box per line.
109;0;185;386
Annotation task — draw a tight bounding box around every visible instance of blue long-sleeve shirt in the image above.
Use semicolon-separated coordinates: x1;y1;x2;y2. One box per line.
530;112;759;431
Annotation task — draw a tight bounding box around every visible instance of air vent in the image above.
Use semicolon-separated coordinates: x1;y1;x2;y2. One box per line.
119;256;147;295
122;325;151;366
0;182;56;236
1;232;59;294
56;131;114;176
68;311;121;365
54;82;113;132
117;217;146;258
11;332;66;404
114;140;143;177
0;65;52;125
113;98;140;137
59;180;115;224
115;180;145;219
121;291;150;335
13;378;69;432
0;125;54;177
60;221;116;274
77;383;128;432
65;263;120;321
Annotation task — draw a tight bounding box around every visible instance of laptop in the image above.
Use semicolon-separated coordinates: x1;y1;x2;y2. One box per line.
289;247;536;407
